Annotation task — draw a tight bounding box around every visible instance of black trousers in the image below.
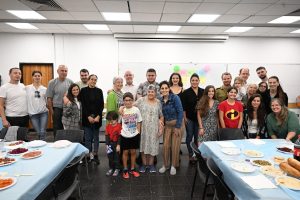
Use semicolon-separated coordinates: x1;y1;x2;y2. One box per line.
52;107;63;138
6;115;29;127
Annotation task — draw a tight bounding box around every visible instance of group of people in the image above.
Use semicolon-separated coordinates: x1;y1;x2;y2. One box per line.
0;65;299;179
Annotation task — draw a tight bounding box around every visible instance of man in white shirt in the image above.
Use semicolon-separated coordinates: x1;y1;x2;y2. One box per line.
122;70;138;100
75;68;89;89
0;68;28;128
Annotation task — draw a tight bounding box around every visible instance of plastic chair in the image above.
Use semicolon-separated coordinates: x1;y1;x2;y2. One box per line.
0;127;28;141
206;158;234;200
218;128;244;141
190;142;213;200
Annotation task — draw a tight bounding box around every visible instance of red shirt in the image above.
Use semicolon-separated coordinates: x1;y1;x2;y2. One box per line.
218;100;243;128
105;123;122;142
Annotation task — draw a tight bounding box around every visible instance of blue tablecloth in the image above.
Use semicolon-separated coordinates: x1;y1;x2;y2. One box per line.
0;143;88;200
199;139;300;200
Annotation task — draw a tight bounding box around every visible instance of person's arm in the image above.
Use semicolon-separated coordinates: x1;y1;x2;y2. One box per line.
219;110;226;128
0;97;9;128
174;95;183;128
136;83;143;99
137;122;141;134
197;110;204;136
286;111;299;141
47;97;54;123
95;89;104;123
238;111;243;129
286;132;296;141
106;92;116;113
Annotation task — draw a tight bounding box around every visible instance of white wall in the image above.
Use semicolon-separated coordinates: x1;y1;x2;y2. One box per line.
0;33;300;99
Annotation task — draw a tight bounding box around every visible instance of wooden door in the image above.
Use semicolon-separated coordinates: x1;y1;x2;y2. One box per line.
20;63;54;129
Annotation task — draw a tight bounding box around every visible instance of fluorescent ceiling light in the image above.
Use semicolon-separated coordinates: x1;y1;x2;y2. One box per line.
102;12;131;21
157;26;181;32
6;10;45;19
268;16;300;24
225;27;253;33
83;24;109;30
6;23;38;29
290;29;300;33
188;14;220;23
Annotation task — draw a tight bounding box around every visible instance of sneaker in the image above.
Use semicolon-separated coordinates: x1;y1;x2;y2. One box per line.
89;153;94;161
139;165;146;173
123;170;129;179
149;165;157;173
170;166;176;175
113;169;120;177
130;169;140;177
106;169;114;176
159;166;167;174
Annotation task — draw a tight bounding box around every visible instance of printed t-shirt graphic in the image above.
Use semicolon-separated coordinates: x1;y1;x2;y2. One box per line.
121;107;142;138
218;101;243;128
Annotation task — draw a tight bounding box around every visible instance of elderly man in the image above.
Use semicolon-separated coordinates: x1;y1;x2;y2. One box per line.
0;68;28;128
215;72;232;102
239;67;250;84
136;68;160;99
46;65;73;138
76;68;89;89
122;70;138;100
256;66;268;82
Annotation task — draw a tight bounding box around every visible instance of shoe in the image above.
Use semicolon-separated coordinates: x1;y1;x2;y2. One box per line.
170;166;176;175
130;169;140;177
93;155;100;165
123;170;129;179
139;165;146;173
106;169;114;176
113;169;120;177
149;165;157;173
89;153;94;161
159;166;167;173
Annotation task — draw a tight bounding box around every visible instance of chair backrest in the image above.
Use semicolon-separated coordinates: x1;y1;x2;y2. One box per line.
0;127;28;141
218;128;244;141
206;158;234;200
55;129;84;143
190;142;210;174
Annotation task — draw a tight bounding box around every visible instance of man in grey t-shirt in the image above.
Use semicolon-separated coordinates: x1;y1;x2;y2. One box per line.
46;65;73;138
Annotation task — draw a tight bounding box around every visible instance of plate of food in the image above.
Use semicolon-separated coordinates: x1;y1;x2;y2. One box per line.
27;140;47;148
0;177;17;190
231;161;256;173
243;150;264;158
5;141;24;149
251;159;273;167
21;150;42;159
275;176;300;190
273;156;286;165
7;148;28;156
260;166;285;177
50;140;72;148
221;147;241;155
276;146;294;154
0;157;16;167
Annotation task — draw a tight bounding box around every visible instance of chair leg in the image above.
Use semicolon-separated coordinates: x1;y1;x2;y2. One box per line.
85;155;90;180
202;173;209;200
191;165;198;199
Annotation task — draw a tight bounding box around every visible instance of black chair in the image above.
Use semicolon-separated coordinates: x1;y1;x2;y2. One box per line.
55;129;89;179
0;127;29;141
190;142;213;200
218;128;244;141
51;152;85;200
206;158;234;200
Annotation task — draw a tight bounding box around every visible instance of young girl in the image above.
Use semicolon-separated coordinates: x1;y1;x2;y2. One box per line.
120;92;142;179
218;87;243;129
233;77;246;101
105;111;122;176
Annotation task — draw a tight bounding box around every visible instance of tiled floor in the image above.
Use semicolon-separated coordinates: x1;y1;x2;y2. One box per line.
28;132;213;200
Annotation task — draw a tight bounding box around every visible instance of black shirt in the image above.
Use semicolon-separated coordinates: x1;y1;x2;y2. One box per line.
181;87;204;122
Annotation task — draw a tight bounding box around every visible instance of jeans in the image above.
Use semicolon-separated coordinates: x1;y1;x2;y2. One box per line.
52;107;63;138
185;119;199;157
30;112;48;140
84;126;100;154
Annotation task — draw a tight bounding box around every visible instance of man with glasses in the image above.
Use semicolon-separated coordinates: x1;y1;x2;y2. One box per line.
76;68;89;89
256;66;268;82
0;68;29;128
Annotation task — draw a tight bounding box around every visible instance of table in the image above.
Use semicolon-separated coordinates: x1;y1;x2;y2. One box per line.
199;139;300;200
0;142;88;200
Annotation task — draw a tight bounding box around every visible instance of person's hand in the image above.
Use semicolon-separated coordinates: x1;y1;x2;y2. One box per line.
88;116;95;124
63;96;70;105
118;106;125;116
198;128;204;136
174;128;180;137
94;116;100;123
116;145;120;153
2;119;10;128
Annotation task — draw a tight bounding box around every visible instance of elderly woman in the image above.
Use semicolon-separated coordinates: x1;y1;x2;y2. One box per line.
135;85;163;173
159;81;183;175
106;76;124;113
267;98;300;142
241;83;258;107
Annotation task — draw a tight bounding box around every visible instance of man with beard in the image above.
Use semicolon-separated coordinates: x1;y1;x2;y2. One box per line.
256;66;268;82
76;68;89;89
215;72;232;102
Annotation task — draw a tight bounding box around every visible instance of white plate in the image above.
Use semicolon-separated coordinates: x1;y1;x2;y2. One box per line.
50;140;72;148
221;147;241;155
0;158;17;167
0;177;17;190
275;176;300;190
251;159;273;167
243;150;264;158
27;140;47;148
231;161;256;173
21;150;43;160
260;166;284;177
5;141;25;150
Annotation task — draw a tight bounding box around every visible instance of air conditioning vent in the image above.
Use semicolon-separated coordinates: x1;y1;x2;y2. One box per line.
18;0;64;11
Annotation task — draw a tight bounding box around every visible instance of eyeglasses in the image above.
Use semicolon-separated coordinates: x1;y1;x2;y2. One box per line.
34;91;40;98
259;85;267;88
124;99;133;102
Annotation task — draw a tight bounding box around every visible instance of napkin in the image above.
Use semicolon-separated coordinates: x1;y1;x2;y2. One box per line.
247;139;266;145
217;141;237;148
241;175;277;189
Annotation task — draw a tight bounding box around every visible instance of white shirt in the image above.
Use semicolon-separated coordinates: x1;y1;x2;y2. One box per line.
121;106;142;138
122;84;138;100
0;83;28;116
25;84;48;115
248;119;258;134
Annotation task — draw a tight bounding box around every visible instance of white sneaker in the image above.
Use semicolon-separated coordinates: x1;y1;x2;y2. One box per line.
159;166;167;173
89;152;94;160
170;166;176;175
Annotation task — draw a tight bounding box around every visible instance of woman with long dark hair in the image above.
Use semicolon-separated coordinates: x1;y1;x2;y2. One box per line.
169;73;184;96
268;76;288;106
242;94;267;139
196;85;219;142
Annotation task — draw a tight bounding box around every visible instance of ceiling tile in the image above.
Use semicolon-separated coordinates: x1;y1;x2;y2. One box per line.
38;11;74;20
58;24;87;31
161;14;190;22
195;3;237;14
131;13;161;22
226;3;271;15
42;29;68;33
133;25;157;33
214;14;248;23
109;25;134;33
94;0;129;12
200;26;231;34
88;30;112;34
270;27;297;33
178;26;206;34
241;15;280;23
256;4;300;15
0;0;31;10
0;10;19;19
203;0;240;3
245;27;276;33
69;12;104;21
56;0;98;12
163;2;199;14
129;1;164;13
34;23;62;30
